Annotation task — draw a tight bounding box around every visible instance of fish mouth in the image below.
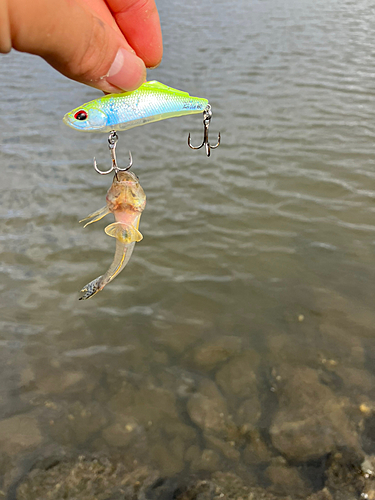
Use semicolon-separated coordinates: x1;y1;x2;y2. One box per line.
62;110;108;131
63;113;90;131
63;113;79;130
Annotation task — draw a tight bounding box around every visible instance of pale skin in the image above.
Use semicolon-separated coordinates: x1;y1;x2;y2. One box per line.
0;0;163;92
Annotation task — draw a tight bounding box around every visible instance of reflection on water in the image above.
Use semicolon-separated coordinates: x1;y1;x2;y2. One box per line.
1;0;375;497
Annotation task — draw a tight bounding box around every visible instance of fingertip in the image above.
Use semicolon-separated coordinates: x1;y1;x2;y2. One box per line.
107;0;163;69
105;47;146;92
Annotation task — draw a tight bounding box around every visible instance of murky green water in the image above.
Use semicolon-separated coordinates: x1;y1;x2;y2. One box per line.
1;0;375;497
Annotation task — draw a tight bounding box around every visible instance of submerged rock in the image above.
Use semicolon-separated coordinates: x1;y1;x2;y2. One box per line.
150;438;185;475
47;400;108;447
16;462;299;500
109;384;178;426
269;366;360;461
14;448;375;500
186;379;246;466
324;449;369;500
101;415;140;448
16;456;160;500
265;463;312;498
243;429;273;465
318;323;365;367
204;433;240;461
215;350;260;399
329;365;375;396
186;335;243;371
360;455;375;500
236;396;262;427
186;379;230;437
0;413;42;457
33;362;87;395
185;445;221;472
307;489;334;500
174;471;293;500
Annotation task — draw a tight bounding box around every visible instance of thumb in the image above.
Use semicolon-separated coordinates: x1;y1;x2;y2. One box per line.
3;0;146;92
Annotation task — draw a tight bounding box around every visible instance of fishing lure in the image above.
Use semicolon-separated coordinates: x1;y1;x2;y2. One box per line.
78;134;146;300
63;80;220;157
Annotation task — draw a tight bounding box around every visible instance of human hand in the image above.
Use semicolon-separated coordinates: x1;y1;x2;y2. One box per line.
0;0;163;92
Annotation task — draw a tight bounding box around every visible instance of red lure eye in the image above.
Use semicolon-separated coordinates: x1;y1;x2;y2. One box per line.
74;110;88;121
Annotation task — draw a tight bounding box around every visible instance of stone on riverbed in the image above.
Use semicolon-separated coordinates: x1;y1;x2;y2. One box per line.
269;366;360;461
0;413;42;456
175;471;293;500
243;429;274;465
236;396;262;427
16;457;160;500
14;450;375;500
265;462;312;498
186;379;232;437
186;335;243;371
15;459;294;500
47;400;108;447
102;415;140;448
109;384;178;425
185;445;221;472
215;350;260;399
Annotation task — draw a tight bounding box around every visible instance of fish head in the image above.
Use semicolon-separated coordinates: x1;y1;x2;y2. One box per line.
106;171;146;213
63;103;107;131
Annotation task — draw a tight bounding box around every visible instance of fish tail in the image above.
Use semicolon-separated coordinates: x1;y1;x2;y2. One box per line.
79;276;103;300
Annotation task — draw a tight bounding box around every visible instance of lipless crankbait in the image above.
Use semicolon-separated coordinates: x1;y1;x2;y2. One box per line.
64;80;207;133
63;80;220;157
79;136;146;300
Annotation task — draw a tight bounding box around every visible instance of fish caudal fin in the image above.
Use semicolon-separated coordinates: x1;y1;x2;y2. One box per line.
79;206;110;228
79;276;103;300
104;222;143;243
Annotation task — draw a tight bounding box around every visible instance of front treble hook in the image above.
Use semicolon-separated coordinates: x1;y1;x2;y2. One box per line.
188;104;221;157
94;130;132;176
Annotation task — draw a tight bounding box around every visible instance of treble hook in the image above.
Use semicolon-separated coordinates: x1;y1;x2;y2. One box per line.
93;130;132;176
188;104;221;157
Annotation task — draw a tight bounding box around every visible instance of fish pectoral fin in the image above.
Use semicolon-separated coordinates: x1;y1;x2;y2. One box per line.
79;206;110;228
104;222;143;243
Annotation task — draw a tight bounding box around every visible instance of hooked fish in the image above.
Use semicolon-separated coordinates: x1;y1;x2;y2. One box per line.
79;170;146;300
63;80;208;133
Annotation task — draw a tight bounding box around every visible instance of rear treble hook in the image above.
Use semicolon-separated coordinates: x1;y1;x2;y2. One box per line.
94;130;132;176
188;104;220;157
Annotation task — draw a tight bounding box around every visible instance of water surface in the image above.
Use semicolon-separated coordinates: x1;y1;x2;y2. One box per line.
1;0;375;496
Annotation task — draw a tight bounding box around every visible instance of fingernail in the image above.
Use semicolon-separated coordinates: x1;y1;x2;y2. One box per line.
106;48;146;91
148;63;161;70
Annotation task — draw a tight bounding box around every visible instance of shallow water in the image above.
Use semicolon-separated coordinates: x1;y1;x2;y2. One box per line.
1;0;375;496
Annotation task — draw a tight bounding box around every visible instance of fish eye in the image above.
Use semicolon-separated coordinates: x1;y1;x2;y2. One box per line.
74;110;88;121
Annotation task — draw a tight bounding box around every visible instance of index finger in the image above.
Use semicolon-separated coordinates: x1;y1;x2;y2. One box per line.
106;0;163;68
